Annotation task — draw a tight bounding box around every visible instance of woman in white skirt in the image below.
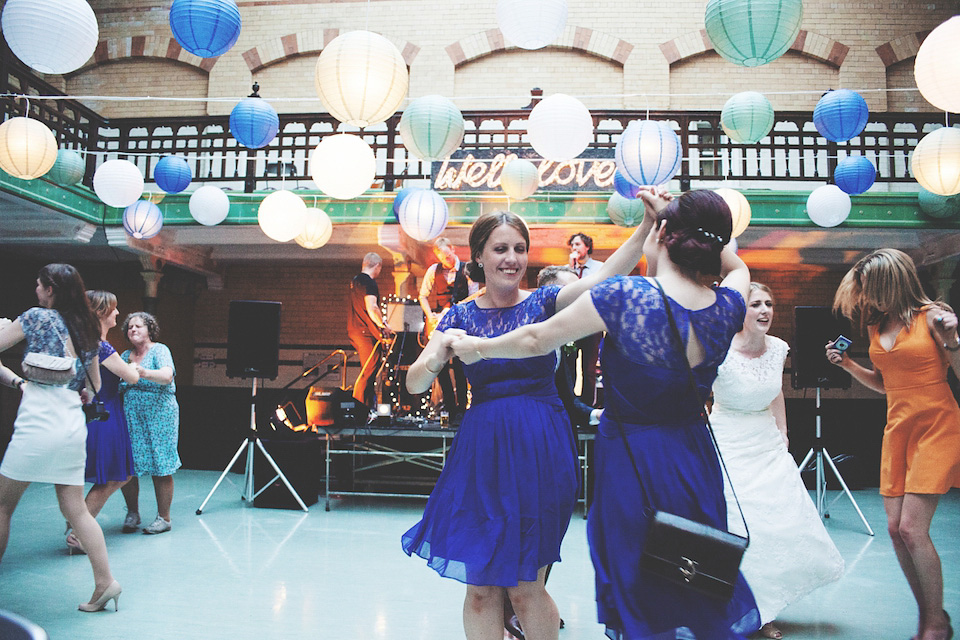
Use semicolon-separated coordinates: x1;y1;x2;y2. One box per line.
0;263;121;612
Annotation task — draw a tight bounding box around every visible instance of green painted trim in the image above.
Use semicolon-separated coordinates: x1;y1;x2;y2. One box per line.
0;172;106;224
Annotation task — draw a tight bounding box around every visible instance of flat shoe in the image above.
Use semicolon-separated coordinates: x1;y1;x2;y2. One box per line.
759;622;783;639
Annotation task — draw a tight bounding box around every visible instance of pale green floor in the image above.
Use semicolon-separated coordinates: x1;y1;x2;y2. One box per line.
0;470;957;640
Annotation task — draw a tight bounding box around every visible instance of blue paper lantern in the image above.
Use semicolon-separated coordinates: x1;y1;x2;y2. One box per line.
46;149;86;186
392;187;417;221
613;169;640;199
169;0;241;58
813;90;869;143
833;156;876;195
615;120;682;187
123;200;164;239
230;97;279;149
704;0;803;67
154;156;192;194
397;189;448;242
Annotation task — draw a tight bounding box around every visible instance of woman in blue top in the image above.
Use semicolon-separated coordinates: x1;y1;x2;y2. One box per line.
451;190;758;640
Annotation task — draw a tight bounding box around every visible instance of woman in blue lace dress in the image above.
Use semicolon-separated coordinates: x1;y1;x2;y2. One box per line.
452;190;758;640
403;205;660;640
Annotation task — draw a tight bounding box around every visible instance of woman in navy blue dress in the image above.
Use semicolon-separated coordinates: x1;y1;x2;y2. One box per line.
451;190;759;640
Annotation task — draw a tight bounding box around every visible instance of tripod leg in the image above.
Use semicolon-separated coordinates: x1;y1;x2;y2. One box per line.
196;439;250;515
254;438;310;512
799;448;815;471
822;448;875;536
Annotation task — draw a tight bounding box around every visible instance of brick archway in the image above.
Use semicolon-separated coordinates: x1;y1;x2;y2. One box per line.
241;29;420;72
76;36;218;74
875;30;932;67
659;29;849;68
444;26;634;67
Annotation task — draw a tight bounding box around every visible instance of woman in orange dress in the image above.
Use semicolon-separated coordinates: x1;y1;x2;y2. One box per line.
828;248;959;640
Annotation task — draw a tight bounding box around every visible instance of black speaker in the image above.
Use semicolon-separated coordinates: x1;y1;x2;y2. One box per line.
227;300;281;380
253;437;322;509
306;386;368;427
792;306;853;390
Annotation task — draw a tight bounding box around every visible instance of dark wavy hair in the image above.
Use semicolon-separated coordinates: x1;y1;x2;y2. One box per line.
657;190;732;278
465;210;530;283
567;232;593;255
121;311;161;343
38;264;100;354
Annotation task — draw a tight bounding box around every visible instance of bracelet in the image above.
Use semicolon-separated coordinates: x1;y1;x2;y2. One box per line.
15;378;24;389
944;338;960;352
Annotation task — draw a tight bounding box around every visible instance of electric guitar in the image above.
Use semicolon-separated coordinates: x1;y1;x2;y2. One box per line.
424;288;485;340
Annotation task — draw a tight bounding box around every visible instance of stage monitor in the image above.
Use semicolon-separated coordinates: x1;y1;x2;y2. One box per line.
792;306;852;390
227;300;281;380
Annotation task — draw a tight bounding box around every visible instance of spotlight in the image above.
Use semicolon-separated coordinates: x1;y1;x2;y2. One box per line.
375;403;392;426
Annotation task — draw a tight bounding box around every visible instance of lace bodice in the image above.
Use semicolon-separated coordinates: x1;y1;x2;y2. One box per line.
712;335;789;413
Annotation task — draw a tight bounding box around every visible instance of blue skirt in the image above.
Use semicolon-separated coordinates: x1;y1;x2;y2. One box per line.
85;394;135;484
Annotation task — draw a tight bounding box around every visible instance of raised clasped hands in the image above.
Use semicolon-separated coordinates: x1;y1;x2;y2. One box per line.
636;185;673;219
441;328;485;365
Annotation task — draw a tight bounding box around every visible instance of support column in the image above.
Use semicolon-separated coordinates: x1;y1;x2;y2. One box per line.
933;257;960;307
139;256;165;315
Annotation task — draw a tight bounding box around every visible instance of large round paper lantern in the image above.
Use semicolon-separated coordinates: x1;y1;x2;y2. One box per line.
314;30;409;128
122;200;163;239
154;156;192;194
721;91;774;144
615;120;683;187
496;0;567;50
526;93;593;161
296;208;334;249
914;16;960;114
188;185;230;225
714;188;752;237
398;95;465;161
93;160;144;208
229;97;279;150
169;0;242;58
813;90;869;142
918;188;960;219
911;127;960;196
833;156;876;195
500;159;540;200
607;193;645;227
310;134;377;200
392;187;416;221
613;169;640;199
1;0;98;75
704;0;803;67
806;185;851;228
397;189;448;242
258;190;307;242
0;117;58;180
46;149;86;186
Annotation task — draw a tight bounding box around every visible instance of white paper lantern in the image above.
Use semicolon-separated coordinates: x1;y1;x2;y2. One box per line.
911;127;960;197
93;160;144;208
615;120;683;187
122;200;163;239
914;16;960;114
806;185;851;228
398;95;465;161
314;30;409;128
500;159;540;200
258;190;307;242
188;185;230;226
1;0;98;75
310;134;377;200
496;0;567;50
607;192;645;227
0;117;58;179
296;208;334;249
714;188;751;237
397;189;448;242
526;94;593;161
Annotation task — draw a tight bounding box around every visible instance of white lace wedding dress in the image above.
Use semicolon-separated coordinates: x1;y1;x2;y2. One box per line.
711;335;844;625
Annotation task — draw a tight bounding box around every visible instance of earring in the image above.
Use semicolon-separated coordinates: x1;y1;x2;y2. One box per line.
478;262;483;268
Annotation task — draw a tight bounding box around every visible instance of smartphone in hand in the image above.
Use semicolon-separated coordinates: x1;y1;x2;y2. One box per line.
833;335;852;353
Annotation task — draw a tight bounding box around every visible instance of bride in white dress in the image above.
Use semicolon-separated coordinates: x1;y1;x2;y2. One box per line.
711;282;844;639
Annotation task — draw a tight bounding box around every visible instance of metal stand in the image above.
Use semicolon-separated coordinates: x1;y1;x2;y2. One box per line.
798;387;874;535
196;377;309;514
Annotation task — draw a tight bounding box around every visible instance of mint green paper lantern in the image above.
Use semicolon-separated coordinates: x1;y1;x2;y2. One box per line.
398;95;465;161
721;91;774;144
705;0;803;67
607;192;645;227
46;149;86;186
918;188;960;219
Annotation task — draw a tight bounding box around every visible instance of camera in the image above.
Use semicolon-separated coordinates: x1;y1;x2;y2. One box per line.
83;401;110;422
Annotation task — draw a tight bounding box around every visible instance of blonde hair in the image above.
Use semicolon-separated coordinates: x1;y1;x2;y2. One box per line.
749;282;773;304
86;290;118;318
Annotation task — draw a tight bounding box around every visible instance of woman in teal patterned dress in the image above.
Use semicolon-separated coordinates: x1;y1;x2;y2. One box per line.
119;312;180;535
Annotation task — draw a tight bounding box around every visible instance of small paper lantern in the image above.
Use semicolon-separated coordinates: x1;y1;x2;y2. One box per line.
911;127;960;197
613;169;640;199
714;188;751;238
398;95;465;161
154;156;192;194
392;187;416;221
46;149;86;186
918;188;960;219
500;159;540;200
188;185;230;225
397;189;448;242
496;0;567;50
169;0;242;58
1;0;98;75
720;91;774;144
0;117;58;180
314;30;409;128
833;156;876;195
615;120;682;187
229;98;279;150
526;93;593;161
122;200;163;239
296;208;334;249
704;0;803;67
258;190;307;242
93;160;144;208
310;134;377;200
607;192;645;227
806;185;851;228
813;90;869;143
914;16;960;113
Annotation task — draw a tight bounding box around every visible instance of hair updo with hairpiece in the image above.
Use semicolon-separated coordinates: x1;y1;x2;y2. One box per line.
657;190;732;277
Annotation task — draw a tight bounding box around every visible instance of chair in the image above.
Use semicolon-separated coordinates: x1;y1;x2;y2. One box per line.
0;609;48;640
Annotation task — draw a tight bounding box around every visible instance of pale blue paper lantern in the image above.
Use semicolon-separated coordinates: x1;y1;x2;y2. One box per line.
392;187;417;221
46;149;86;186
613;169;639;199
398;95;465;161
615;120;682;187
833;156;876;195
918;188;960;219
500;159;540;200
721;91;775;144
169;0;241;58
154;156;192;193
123;200;164;239
607;193;645;227
704;0;803;67
397;189;448;242
230;97;279;149
813;90;869;142
1;0;99;75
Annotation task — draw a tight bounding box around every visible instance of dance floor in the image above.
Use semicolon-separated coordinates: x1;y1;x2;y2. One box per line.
0;470;956;640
